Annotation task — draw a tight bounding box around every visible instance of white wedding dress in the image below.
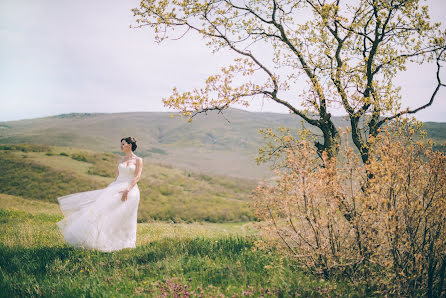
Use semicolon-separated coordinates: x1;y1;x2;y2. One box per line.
56;162;140;252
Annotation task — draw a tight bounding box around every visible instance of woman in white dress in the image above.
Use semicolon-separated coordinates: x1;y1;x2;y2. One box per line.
56;137;143;252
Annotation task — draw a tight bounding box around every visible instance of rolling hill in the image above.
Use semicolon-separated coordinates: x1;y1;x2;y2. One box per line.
0;144;256;223
0;109;444;179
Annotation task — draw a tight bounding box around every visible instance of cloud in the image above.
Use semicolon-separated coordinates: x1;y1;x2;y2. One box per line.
0;0;445;122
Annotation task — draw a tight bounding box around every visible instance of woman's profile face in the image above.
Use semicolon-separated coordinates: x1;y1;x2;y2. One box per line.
120;140;130;152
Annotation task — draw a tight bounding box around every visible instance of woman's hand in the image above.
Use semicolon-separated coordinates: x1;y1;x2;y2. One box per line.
119;189;130;202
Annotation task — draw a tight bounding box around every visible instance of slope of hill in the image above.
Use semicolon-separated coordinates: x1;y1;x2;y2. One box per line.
0;109;444;178
422;122;446;142
0;109;280;178
0;144;256;223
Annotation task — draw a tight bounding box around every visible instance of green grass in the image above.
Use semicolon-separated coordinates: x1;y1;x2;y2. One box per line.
0;206;358;297
0;143;363;296
0;193;63;216
0;145;257;223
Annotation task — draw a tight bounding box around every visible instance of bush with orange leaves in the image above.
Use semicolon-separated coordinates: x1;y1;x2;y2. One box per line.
251;119;445;296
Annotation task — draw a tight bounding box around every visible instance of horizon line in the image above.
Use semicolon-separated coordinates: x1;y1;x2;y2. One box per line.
1;108;444;123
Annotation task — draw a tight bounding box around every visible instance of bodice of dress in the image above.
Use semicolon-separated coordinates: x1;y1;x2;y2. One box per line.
116;163;136;182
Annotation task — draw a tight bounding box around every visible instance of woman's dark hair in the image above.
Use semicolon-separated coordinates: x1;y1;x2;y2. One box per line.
121;137;137;152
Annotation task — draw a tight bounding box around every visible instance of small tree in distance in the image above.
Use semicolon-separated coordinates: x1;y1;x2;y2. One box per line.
132;0;446;162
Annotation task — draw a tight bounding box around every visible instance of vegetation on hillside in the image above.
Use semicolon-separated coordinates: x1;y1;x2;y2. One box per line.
0;151;106;202
0;109;444;178
0;144;256;223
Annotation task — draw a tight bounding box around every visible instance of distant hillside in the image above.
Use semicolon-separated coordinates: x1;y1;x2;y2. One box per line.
422;122;446;142
0;109;444;178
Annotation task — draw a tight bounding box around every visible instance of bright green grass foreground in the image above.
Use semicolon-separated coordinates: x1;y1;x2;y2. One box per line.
0;196;360;297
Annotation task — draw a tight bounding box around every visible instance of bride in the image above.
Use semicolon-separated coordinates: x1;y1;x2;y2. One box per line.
56;137;143;252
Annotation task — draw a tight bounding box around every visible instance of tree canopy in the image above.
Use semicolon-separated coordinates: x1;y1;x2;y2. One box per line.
132;0;446;163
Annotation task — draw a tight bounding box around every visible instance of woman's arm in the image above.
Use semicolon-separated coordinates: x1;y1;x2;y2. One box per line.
125;158;143;192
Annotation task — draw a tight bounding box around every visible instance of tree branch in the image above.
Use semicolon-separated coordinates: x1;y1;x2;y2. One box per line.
377;48;446;127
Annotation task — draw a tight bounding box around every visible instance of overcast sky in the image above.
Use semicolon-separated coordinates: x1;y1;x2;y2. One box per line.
1;0;445;122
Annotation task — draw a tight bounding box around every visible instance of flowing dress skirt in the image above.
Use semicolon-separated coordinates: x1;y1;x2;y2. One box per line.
56;180;140;252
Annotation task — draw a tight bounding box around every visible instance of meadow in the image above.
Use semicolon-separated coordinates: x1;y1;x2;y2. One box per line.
0;143;368;296
0;195;362;297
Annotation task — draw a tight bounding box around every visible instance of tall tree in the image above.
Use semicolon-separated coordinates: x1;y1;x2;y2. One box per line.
132;0;445;163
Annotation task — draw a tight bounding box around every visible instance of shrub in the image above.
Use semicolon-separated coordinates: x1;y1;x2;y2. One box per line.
0;144;51;152
148;147;167;155
251;119;446;296
159;185;174;196
70;153;88;162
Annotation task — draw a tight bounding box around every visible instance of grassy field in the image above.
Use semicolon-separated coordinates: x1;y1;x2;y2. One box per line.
0;195;362;297
0;144;365;296
0;141;381;297
0;112;442;296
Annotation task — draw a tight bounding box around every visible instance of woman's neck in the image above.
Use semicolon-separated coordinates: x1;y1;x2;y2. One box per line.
124;152;134;159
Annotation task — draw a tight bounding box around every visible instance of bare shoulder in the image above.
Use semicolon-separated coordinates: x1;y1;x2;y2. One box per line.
136;156;143;164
